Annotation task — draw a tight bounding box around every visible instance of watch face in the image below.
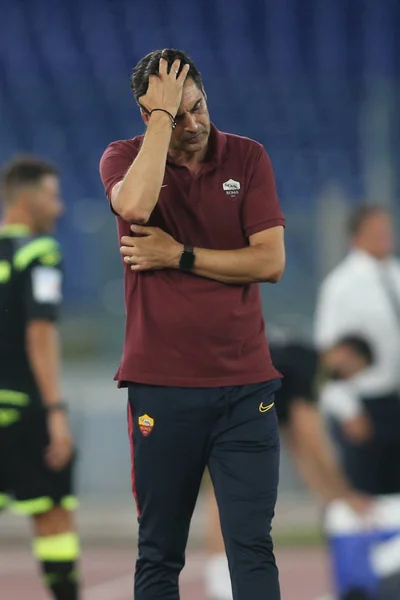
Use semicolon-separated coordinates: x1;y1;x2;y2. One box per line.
180;249;195;270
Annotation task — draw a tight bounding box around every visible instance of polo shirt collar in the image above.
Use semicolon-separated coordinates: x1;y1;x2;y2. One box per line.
205;123;227;166
349;248;394;270
0;223;31;238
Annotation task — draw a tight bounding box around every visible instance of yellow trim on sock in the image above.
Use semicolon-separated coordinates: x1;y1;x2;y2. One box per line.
34;532;80;562
61;495;79;511
68;568;80;582
12;496;53;515
44;572;60;586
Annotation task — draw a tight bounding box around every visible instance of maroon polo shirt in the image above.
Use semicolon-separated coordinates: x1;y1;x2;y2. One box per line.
100;124;285;387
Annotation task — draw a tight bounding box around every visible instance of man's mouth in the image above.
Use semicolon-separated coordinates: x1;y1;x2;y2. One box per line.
185;132;203;143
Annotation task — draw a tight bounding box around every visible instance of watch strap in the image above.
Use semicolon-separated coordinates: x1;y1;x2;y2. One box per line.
179;245;196;271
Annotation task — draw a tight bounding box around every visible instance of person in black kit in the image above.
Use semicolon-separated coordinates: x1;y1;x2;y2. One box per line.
204;334;371;600
0;156;80;600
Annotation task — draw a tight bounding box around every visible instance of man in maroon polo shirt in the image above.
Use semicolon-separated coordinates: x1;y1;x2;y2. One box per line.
99;48;285;600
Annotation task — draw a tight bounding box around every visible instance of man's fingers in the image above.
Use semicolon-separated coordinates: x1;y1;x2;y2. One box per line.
130;224;152;235
177;63;190;83
169;58;182;77
158;57;168;77
121;246;135;257
45;448;68;471
121;248;141;261
123;255;139;264
120;236;136;246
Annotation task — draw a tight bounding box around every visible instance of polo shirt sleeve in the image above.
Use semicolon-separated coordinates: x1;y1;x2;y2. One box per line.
242;147;285;238
17;238;64;323
99;141;135;203
274;346;318;425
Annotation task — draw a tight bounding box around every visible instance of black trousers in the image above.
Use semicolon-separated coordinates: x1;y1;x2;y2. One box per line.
331;393;400;495
127;380;281;600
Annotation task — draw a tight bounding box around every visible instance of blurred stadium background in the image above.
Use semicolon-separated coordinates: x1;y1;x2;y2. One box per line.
0;0;399;598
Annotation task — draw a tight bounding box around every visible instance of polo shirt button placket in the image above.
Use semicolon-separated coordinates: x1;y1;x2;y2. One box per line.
190;175;201;204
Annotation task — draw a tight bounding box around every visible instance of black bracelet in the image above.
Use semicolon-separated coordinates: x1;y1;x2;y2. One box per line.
45;403;68;413
150;108;177;129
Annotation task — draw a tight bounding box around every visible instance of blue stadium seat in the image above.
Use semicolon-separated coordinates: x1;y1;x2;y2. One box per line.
0;0;398;304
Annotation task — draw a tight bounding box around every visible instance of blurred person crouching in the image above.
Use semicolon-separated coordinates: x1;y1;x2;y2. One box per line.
321;336;400;600
315;206;400;496
315;205;400;600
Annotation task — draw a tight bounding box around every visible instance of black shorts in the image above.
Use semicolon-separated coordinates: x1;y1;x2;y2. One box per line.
0;383;76;515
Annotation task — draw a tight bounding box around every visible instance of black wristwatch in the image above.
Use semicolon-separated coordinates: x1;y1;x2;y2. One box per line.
179;245;196;271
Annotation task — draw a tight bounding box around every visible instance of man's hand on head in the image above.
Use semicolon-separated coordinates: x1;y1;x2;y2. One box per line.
120;225;183;271
139;57;190;118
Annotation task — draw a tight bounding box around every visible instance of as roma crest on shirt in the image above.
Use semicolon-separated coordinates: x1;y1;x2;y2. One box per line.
222;178;241;198
138;414;154;437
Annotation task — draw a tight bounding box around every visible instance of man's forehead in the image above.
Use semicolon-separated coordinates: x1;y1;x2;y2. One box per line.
40;174;59;192
364;212;390;227
178;80;204;110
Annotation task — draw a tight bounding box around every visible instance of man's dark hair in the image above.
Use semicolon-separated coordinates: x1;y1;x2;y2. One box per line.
0;155;59;205
130;48;205;105
336;335;375;365
348;204;388;237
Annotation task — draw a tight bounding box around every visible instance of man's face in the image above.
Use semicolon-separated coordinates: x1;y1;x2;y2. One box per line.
169;80;210;154
26;175;64;233
324;344;369;379
354;211;395;259
140;77;211;156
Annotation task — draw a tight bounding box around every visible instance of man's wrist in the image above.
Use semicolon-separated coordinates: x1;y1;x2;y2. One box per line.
45;402;68;414
178;245;197;271
148;110;175;129
169;244;184;269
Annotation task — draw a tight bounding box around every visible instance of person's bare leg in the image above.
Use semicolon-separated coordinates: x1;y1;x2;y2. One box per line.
204;485;232;600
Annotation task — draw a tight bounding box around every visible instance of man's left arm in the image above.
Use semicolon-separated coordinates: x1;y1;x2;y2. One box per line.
188;226;285;284
192;147;285;284
121;147;286;284
22;242;72;470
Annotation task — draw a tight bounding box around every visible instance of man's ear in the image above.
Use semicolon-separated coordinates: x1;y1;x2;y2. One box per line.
139;102;151;125
141;110;151;125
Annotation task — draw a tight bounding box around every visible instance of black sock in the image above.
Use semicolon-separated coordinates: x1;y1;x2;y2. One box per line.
41;560;79;600
34;532;80;600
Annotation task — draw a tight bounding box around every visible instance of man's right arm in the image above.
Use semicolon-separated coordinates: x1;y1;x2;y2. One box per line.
100;56;189;223
111;112;173;223
286;400;372;512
